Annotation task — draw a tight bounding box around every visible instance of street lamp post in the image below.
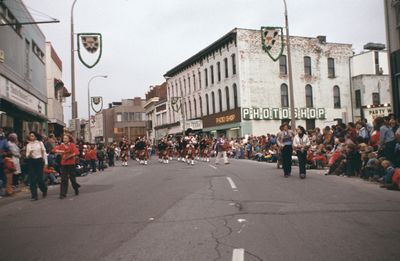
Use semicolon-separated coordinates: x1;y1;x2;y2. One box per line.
71;0;78;120
87;75;107;143
283;0;296;129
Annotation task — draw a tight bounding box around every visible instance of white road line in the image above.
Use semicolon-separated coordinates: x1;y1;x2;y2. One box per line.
232;248;245;261
226;177;238;191
208;164;217;170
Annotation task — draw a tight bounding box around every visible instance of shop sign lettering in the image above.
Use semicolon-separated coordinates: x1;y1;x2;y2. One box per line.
242;108;326;120
216;114;236;124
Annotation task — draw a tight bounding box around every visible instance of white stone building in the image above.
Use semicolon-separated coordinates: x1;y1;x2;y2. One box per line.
350;45;392;123
45;42;69;137
164;28;353;138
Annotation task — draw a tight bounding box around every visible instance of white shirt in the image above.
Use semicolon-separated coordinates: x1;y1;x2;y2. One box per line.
26;140;48;165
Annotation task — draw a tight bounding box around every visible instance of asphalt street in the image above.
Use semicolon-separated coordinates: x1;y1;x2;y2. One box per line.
0;158;399;261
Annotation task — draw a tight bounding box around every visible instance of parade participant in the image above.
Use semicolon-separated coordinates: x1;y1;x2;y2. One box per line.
135;137;147;165
159;138;169;164
26;131;48;201
96;144;106;171
53;134;80;199
277;123;295;177
7;133;21;187
3;151;16;196
157;139;164;163
120;138;129;166
215;134;230;165
107;144;115;167
167;136;174;161
293;126;311;179
176;137;184;161
85;144;97;173
184;129;197;165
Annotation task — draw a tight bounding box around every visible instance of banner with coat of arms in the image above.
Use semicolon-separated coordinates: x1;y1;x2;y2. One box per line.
261;26;284;62
91;96;103;113
77;33;103;68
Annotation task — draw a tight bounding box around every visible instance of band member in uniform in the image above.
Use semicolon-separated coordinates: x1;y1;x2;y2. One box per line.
136;137;147;165
277;123;295;177
200;136;211;162
184;129;197;165
120;138;129;166
159;138;169;164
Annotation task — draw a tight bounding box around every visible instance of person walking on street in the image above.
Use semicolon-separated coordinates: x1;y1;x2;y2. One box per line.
215;135;230;165
7;133;21;187
53;134;80;199
293;126;310;179
26;132;48;201
277;123;295;178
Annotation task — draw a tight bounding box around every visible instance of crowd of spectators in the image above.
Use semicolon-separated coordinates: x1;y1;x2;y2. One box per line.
224;116;400;190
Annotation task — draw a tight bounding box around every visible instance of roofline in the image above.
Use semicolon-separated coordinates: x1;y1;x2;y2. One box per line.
164;28;238;78
164;27;353;78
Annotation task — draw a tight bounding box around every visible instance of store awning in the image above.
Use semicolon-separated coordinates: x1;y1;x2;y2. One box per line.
0;98;48;122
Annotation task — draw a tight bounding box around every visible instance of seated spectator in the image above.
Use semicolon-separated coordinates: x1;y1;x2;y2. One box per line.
380;160;396;189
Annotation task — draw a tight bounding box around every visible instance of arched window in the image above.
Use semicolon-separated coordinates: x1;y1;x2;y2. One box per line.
218;89;222;112
199;96;203;117
304;56;311;76
333;85;341;108
211;91;216;114
193;98;197;118
225;86;230;110
189;100;192;119
233;84;238;108
281;84;289;107
305;85;313;108
206;94;210;115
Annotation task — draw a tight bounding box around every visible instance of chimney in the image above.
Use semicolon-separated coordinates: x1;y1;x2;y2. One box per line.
317;35;326;44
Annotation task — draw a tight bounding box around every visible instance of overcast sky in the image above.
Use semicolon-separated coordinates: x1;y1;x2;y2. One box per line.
22;0;386;123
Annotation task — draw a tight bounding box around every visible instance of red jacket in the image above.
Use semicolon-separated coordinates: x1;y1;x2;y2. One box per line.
85;149;97;161
53;143;79;166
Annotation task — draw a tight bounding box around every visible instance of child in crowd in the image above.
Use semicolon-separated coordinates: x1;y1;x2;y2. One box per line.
3;152;16;196
381;160;396;188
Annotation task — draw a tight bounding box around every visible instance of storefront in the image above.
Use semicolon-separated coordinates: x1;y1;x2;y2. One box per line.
202;108;241;139
0;76;48;140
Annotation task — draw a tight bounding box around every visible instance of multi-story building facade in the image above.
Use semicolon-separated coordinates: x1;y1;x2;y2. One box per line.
46;42;69;137
350;44;391;123
95;98;146;144
0;0;48;139
384;0;400;118
164;28;353;138
144;82;169;144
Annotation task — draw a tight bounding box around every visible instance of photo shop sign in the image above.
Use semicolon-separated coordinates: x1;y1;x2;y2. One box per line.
242;107;326;120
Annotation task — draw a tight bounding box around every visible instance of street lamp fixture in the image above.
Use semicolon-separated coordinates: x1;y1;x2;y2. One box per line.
88;75;108;143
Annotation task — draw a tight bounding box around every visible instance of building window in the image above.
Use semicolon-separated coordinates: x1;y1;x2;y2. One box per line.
355;90;361;108
225;86;230;110
328;58;335;78
279;55;287;75
32;41;45;63
211;91;216;114
224;58;229;78
232;54;236;75
193;73;196;91
189;100;192;119
281;84;289;107
210;65;214;84
205;68;208;87
116;113;122;122
206;94;210;115
199;96;203;116
374;51;381;74
183;78;187;95
188;76;191;93
185;101;188;119
194;98;197;118
333;86;341;108
198;71;202;89
218;89;222;112
372;92;380;105
305;85;313;108
217;62;221;82
233;84;238;108
304;56;312;76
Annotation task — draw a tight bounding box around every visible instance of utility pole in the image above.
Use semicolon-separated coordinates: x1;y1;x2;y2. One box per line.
70;0;78;129
283;0;296;129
